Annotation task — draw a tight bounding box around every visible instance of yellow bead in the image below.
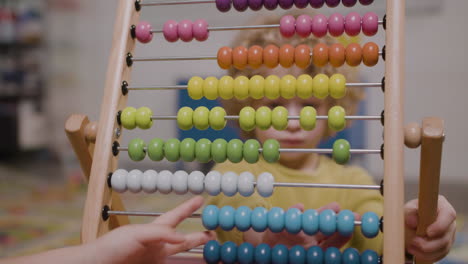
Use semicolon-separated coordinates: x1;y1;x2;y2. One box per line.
264;75;280;99
188;76;204;100
121;107;136;130
313;73;329;99
239;106;256;131
256;106;272;130
219;76;234;99
203;77;219;100
280;74;296;99
300;106;317;131
209;106;227;130
234;76;249;100
272;106;288;130
193;106;210;130
177;106;193;130
135;106;153;129
296;74;313;99
249;75;265;99
329;74;346;99
328;105;346;131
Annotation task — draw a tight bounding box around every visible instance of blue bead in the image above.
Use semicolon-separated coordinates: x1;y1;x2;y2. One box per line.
285;208;302;234
271;244;288;264
324;247;341;264
361;212;380;238
268;207;285;233
203;240;220;264
219;206;236;231
302;209;319;235
251;207;268;232
220;241;237;264
360;249;379;264
306;246;324;264
235;206;252;232
289;245;306;264
319;209;337;236
342;248;360;264
202;205;219;230
337;209;355;237
255;243;272;264
238;242;254;264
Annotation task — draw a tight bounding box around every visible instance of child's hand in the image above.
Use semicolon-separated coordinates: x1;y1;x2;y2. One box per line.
404;195;456;262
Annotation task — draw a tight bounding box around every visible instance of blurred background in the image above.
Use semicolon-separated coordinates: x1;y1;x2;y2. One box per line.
0;0;466;262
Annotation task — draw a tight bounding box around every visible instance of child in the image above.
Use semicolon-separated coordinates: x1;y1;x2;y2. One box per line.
206;12;456;262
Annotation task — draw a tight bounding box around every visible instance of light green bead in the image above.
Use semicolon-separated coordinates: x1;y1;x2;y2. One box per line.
180;138;196;162
135;107;153;129
313;73;329;99
329;74;346;99
128;138;146;161
177;107;193;130
209;106;227;130
280;74;296;99
227;139;243;163
328;105;346;131
147;138;164;161
203;77;219;100
239;106;256;131
234;76;249;100
193;106;210;130
256;106;272;130
121;107;136;130
249;75;265;99
196;138;212;163
332;139;351;165
300;106;317;131
164;138;180;162
262;139;280;163
188;76;204;100
243;139;260;164
272;106;288;130
219;76;234;99
211;138;228;163
264;75;280;99
296;74;313;99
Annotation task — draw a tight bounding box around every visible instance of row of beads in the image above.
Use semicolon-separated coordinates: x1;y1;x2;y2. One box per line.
111;169;275;197
204;240;379;264
280;12;378;39
217;42;380;70
187;74;347;101
202;205;380;238
137;20;209;43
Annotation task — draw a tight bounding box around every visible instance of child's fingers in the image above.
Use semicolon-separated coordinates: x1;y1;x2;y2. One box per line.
426;196;457;238
317;202;340;213
154;196;204;227
164;231;216;256
133;224;186;244
289;203;305;211
404;199;419;230
407;237;451;263
318;232;352;250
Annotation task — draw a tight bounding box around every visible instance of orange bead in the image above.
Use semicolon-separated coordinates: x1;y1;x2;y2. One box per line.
329;43;345;68
312;43;329;67
345;43;362;67
217;47;232;69
233;46;248;70
248;45;263;69
362;42;379;67
294;44;310;69
279;44;295;68
263;44;279;68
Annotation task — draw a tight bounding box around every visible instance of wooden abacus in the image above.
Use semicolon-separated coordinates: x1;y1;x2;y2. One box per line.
65;0;445;263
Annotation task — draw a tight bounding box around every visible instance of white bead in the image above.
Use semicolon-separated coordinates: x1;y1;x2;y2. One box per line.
204;170;221;196
127;169;142;193
238;171;255;197
142;170;158;193
188;170;205;194
111;169;128;193
172;170;188;195
157;170;173;194
221;171;238;197
257;172;274;197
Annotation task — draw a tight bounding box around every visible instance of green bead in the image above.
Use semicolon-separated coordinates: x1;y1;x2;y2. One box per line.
135;107;153;129
196;138;212;163
177;107;193;130
256;106;272;130
212;138;228;163
164;138;180;162
243;139;260;163
180;138;196;162
147;138;164;161
193;106;210;130
332;139;351;165
239;106;256;131
272;106;288;130
227;139;243;163
209;106;227;130
328;105;346;131
300;106;317;131
262;139;280;163
121;107;136;130
128;138;146;161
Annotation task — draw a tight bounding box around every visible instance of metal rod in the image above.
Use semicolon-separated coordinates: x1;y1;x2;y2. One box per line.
150;115;381;121
141;0;215;6
272;182;381;190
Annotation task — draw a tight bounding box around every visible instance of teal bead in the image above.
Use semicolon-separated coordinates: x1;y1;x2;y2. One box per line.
251;207;268;232
302;209;319;235
128;138;146;161
361;212;380;238
227;139;243;163
285;208;302;234
342;248;360;264
267;207;285;233
243;139;260;164
211;138;228;163
319;209;337;236
337;209;355;237
271;244;288;264
332;139;351;165
237;242;255;264
255;244;271;264
235;206;252;232
324;247;341;264
262;139;280;163
202;205;219;230
180;138;196;162
289;245;306;264
220;241;237;264
306;246;323;264
164;138;180;162
196;138;212;163
219;205;236;231
361;250;379;264
204;240;220;264
147;138;164;161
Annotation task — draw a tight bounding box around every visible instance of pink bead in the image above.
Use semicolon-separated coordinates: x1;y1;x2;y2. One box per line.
193;19;209;41
178;20;193;42
135;21;153;44
328;13;344;37
362;12;378;36
345;12;361;37
311;14;328;38
295;15;312;38
280;15;296;38
163;20;179;42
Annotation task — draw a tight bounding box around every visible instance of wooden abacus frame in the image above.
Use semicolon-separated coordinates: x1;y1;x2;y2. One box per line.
65;1;444;263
